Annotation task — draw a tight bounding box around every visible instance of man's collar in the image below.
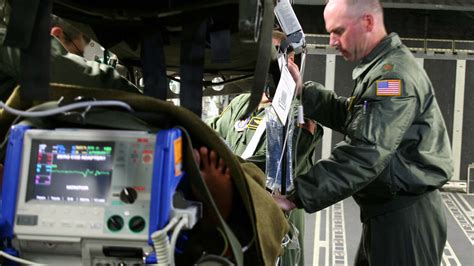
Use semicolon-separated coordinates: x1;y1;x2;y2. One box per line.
257;101;271;110
352;33;401;80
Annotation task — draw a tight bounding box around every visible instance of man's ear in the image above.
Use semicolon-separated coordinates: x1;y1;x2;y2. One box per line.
50;26;63;38
362;14;374;32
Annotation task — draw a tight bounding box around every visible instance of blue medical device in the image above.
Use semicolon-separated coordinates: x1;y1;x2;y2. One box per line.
148;128;185;243
0;127;185;265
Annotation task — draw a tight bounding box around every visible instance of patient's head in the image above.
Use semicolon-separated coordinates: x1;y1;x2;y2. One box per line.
50;15;90;56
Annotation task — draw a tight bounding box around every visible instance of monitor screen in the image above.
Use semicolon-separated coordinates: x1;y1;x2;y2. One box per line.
25;140;114;204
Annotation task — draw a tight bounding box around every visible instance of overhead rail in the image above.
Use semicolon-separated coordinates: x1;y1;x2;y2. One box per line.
305;33;474;55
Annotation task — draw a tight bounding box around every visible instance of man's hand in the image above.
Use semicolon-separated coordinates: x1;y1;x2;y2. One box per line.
287;59;303;96
272;194;296;211
300;118;317;135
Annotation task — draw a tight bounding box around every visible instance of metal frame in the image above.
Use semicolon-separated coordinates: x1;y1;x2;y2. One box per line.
321;54;336;159
452;60;466;181
306;34;474;58
468;164;474;194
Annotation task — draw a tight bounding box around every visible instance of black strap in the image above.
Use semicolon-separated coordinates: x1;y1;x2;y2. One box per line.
140;31;168;99
18;0;51;101
179;20;207;116
3;0;40;49
210;30;231;64
242;0;274;119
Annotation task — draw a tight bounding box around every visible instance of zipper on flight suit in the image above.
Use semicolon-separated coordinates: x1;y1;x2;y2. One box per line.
351;100;372;142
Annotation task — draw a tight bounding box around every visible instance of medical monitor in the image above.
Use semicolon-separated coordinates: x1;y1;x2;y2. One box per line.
15;129;156;240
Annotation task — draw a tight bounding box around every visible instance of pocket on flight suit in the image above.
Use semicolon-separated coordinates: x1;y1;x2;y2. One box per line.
348;102;375;145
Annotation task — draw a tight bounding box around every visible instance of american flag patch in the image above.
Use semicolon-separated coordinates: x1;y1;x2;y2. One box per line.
376;80;402;96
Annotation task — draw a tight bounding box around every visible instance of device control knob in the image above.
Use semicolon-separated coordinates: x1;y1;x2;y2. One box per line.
120;187;138;204
129;216;146;233
107;215;124;232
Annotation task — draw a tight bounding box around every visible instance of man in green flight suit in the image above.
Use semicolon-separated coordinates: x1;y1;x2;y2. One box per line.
208;31;324;266
275;0;453;265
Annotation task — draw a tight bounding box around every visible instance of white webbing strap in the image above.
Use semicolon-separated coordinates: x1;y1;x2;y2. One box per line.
241;116;267;159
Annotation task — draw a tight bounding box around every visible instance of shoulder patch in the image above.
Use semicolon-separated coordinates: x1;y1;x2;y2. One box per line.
234;117;250;132
383;63;394;72
376;79;402;96
247;116;263;130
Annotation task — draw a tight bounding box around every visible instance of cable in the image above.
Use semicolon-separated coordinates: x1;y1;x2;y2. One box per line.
290;220;301;264
0;99;134;161
0;101;60;156
272;91;297;194
293;47;307;176
0;100;133;117
214;227;230;257
241;235;254;253
0;250;44;265
151;217;179;265
169;216;188;265
271;50;307;194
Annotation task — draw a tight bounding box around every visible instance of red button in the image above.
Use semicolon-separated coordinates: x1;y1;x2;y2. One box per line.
142;154;152;164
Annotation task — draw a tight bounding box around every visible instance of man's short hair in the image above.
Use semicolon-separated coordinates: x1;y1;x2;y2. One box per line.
326;0;383;17
272;30;294;54
51;15;89;43
272;30;287;43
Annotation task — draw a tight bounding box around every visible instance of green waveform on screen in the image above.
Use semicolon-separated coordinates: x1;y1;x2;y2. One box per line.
51;169;111;178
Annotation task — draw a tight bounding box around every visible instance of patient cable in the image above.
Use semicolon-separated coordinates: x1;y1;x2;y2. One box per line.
150;204;198;265
151;216;180;265
169;216;188;264
0;250;43;265
0;100;133;117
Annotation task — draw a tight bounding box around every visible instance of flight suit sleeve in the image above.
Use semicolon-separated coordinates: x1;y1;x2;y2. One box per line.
206;96;240;137
300;81;349;134
294;121;323;176
292;74;418;213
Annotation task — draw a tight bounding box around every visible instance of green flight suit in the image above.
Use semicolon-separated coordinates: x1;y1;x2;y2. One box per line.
208;93;323;265
289;33;452;265
0;28;138;101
